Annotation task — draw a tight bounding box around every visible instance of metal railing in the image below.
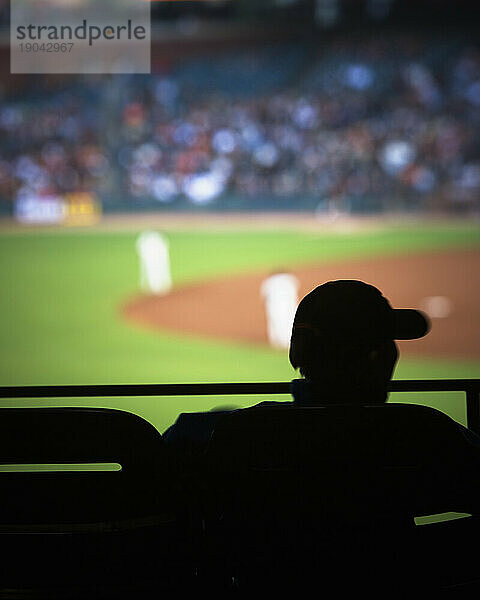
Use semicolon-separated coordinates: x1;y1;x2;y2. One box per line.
1;379;480;434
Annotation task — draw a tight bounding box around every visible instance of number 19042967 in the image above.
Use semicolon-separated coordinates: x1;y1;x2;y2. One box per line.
19;42;74;53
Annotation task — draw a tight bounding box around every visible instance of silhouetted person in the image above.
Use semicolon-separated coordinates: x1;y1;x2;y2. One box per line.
164;279;480;451
164;279;480;596
164;278;429;447
286;279;429;405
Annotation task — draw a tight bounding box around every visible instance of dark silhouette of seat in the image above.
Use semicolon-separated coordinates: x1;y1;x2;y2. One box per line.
199;403;480;593
0;408;189;598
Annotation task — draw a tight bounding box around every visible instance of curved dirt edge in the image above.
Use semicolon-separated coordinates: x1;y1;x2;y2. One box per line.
123;248;480;361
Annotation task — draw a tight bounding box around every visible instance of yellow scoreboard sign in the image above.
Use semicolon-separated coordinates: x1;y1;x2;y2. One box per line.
63;192;102;226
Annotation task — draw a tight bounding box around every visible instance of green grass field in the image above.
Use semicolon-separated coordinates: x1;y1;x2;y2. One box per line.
1;219;479;432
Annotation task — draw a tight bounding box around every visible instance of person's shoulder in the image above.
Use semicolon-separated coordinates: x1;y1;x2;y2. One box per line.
163;410;234;445
248;400;293;409
455;422;480;449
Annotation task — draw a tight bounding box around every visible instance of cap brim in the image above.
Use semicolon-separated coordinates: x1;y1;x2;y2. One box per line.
392;309;430;340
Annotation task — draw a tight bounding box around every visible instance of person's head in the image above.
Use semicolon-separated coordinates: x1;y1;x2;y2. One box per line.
289;280;430;402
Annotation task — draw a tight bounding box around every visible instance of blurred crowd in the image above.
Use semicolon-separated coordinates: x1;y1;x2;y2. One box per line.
0;81;111;211
1;33;480;215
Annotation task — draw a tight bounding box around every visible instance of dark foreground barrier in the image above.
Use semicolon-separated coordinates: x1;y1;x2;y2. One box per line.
1;380;480;597
1;379;480;433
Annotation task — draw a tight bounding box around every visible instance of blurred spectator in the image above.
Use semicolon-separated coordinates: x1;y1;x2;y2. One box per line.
1;33;480;215
110;35;480;214
0;79;109;212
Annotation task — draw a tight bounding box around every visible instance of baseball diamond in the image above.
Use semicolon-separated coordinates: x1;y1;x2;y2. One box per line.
123;247;480;361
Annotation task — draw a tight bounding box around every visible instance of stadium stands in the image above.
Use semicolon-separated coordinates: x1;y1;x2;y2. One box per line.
172;43;307;97
1;32;480;216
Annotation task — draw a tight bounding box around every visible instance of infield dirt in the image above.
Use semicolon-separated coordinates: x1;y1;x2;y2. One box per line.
123;248;480;360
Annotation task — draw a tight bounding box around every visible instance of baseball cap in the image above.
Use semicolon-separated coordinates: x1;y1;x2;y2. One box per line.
289;280;430;368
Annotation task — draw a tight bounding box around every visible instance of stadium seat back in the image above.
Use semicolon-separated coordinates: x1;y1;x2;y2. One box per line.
200;403;479;592
0;407;169;525
0;408;188;595
204;403;472;523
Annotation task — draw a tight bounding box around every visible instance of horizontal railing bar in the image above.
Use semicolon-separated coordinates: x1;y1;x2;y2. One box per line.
389;380;480;392
0;382;291;398
0;379;479;398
